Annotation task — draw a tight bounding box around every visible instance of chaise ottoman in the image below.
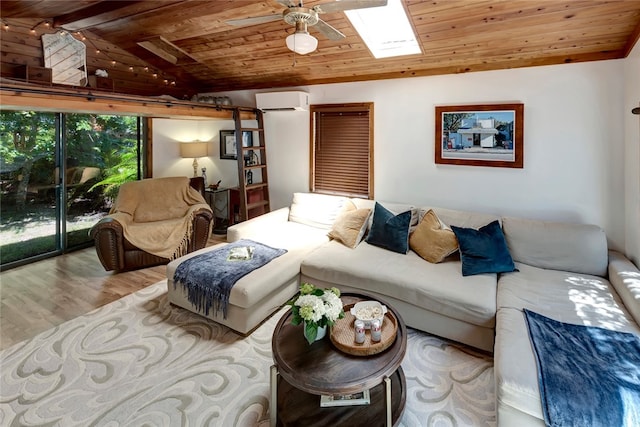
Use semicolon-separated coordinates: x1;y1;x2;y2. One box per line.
166;243;294;334
166;208;331;334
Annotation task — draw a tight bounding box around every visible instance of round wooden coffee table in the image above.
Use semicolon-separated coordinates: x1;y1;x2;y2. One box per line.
270;293;407;426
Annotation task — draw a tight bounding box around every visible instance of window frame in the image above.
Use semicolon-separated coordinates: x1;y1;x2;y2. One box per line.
309;103;374;199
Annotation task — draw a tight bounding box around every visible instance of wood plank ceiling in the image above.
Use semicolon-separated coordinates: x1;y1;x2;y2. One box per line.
1;0;640;98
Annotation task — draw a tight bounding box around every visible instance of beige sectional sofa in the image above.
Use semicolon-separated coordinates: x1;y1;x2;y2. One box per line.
169;192;640;425
494;218;640;426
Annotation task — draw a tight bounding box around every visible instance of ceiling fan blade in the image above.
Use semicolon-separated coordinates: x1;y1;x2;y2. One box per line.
313;0;387;14
226;14;282;27
314;18;345;40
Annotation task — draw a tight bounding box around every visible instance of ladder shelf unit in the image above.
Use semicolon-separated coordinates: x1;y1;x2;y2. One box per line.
234;107;270;222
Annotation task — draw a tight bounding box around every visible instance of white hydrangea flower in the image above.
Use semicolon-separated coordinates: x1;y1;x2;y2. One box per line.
322;292;343;322
295;294;325;322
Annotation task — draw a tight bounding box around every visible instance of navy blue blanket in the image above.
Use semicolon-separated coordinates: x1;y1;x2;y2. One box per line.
173;239;286;319
524;309;640;427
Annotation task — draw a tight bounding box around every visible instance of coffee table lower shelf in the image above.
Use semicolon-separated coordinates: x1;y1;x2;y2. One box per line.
272;366;406;427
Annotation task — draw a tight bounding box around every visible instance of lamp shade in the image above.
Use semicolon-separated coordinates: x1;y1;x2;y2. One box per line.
180;141;208;158
286;32;318;55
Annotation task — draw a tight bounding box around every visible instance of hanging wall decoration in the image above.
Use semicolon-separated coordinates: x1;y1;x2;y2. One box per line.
42;31;87;86
219;130;253;160
435;103;524;168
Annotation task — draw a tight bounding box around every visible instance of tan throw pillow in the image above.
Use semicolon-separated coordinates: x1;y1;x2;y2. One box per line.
328;208;372;249
410;209;459;263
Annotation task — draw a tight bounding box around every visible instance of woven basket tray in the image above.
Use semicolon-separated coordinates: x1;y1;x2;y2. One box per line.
330;303;398;356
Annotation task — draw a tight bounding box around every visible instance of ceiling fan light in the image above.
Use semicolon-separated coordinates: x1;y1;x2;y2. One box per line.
286;32;318;55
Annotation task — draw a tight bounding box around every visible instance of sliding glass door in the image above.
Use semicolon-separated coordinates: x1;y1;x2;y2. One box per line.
64;114;141;249
0;111;144;270
0;111;60;265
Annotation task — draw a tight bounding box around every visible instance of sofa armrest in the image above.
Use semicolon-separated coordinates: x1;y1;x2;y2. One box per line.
90;217;126;271
190;208;214;251
608;250;640;326
227;207;290;242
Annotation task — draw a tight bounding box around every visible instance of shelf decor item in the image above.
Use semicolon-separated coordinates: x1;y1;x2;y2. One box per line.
287;282;345;344
219;129;252;160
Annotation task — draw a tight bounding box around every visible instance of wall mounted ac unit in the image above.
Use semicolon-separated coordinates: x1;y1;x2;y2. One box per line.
256;91;309;111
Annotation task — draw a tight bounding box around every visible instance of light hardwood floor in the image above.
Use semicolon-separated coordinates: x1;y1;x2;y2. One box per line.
0;235;227;350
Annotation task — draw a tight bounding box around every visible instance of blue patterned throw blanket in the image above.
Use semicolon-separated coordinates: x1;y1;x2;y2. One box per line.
524;309;640;427
173;239;287;319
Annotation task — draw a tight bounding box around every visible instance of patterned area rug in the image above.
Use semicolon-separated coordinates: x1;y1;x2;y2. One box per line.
0;281;495;426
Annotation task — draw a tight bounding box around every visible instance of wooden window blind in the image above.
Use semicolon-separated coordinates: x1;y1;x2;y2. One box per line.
310;103;373;199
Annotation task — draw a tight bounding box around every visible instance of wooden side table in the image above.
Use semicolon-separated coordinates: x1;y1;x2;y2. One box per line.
270;293;407;426
205;187;240;233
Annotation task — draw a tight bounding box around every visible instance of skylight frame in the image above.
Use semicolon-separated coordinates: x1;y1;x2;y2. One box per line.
345;0;421;59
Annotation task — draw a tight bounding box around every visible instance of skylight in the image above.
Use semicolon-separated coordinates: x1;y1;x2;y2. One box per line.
345;0;421;59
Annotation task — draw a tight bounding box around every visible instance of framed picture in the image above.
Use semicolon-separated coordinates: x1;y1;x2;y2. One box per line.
435;103;524;168
220;130;253;160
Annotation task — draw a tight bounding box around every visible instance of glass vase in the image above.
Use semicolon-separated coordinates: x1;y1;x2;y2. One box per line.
303;321;326;344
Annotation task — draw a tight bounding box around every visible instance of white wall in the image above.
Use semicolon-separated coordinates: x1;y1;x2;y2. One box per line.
154;58;636;257
624;41;640;265
152;118;242;189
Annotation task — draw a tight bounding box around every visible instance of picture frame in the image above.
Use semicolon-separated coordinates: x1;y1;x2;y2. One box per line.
435;103;524;168
219;130;253;160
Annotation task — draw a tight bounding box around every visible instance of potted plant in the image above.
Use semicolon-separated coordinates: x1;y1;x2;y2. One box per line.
288;283;345;344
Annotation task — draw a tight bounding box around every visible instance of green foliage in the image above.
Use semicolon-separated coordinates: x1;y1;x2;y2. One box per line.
1;111;141;206
287;283;345;344
0;235;56;264
0;111;56;163
443;113;472;133
90;150;139;200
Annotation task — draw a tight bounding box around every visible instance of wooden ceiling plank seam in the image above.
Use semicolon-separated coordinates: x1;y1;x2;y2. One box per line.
86;1;261;41
427;30;630;50
410;0;640;23
417;13;640;42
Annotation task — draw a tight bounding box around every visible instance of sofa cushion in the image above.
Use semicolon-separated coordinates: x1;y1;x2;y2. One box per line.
495;263;640;422
428;207;501;230
365;202;412;254
501;216;608;277
328;208;371;249
451;220;515;276
288;192;350;230
351;199;419;229
301;240;497;328
410;209;458;263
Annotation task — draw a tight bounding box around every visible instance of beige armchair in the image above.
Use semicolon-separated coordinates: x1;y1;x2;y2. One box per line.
90;176;213;271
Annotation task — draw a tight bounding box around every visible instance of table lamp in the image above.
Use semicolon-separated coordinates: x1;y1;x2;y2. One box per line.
180;141;208;177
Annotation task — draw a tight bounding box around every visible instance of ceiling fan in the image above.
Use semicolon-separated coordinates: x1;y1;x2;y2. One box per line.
227;0;388;55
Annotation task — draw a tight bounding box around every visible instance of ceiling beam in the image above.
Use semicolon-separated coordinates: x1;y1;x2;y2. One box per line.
0;81;256;120
53;1;176;31
137;36;198;65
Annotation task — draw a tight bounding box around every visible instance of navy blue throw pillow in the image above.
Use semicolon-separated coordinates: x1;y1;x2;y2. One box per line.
365;202;412;254
450;220;515;276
